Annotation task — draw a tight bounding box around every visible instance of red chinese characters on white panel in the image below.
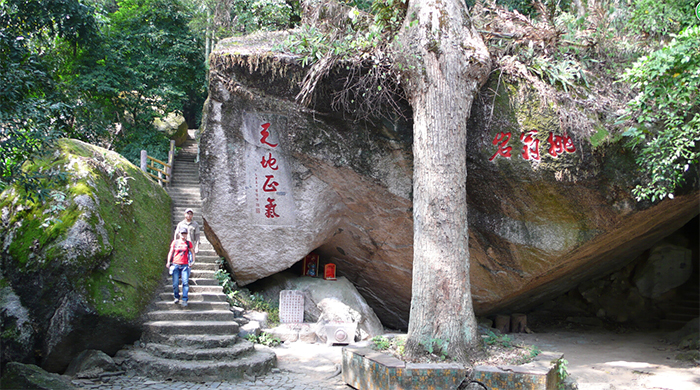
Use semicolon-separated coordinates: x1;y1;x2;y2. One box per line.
259;123;280;219
244;114;295;226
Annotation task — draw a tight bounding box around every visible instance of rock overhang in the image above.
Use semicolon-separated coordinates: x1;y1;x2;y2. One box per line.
201;33;699;330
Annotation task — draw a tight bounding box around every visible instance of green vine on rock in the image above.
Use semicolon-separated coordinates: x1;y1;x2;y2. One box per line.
552;357;569;389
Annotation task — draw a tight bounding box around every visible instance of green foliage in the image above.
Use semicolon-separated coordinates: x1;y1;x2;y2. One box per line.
371;0;407;33
39;190;68;228
246;332;282;347
421;338;449;360
113;127;171;167
371;335;391;350
231;0;296;33
0;0;100;195
552;357;569;388
484;330;514;348
190;0;300;39
214;268;280;325
0;0;206;198
279;25;332;66
627;0;697;37
75;0;207;132
529;56;588;93
114;176;133;206
621;26;700;202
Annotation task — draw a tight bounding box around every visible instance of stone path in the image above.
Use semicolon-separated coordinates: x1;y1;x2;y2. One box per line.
113;133;275;381
72;341;351;390
71;368;346;390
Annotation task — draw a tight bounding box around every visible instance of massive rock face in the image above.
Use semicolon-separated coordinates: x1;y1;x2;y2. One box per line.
200;34;699;330
0;139;171;372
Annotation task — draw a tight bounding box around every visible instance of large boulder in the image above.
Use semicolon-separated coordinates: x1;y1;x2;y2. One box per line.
0;139;171;372
0;362;76;390
64;349;119;379
154;112;189;146
199;33;698;330
633;242;693;299
253;272;384;341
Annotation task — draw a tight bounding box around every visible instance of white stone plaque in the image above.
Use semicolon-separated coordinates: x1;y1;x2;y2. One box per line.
279;290;304;324
242;112;296;226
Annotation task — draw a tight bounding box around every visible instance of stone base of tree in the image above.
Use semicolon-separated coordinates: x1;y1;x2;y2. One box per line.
342;346;467;389
472;351;564;390
342;346;564;390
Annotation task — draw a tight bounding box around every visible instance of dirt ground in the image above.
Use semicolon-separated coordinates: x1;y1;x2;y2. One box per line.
270;327;700;390
513;328;700;390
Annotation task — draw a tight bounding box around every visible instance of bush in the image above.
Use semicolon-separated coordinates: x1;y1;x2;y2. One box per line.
627;0;697;37
114;128;171;167
621;26;700;202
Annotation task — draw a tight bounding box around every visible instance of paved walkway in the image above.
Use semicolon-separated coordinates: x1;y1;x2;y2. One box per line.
71;342;351;390
71;368;346;390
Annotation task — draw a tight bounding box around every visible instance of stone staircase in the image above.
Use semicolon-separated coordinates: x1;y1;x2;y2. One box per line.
120;135;276;381
660;277;700;331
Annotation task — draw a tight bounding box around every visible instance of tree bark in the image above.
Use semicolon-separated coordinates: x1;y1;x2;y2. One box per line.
396;0;490;363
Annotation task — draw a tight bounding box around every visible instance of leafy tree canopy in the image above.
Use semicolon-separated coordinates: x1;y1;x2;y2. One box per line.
0;0;100;197
622;25;700;202
1;0;207;197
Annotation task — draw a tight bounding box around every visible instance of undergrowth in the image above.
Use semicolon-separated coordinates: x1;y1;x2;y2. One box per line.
214;264;280;326
370;330;542;366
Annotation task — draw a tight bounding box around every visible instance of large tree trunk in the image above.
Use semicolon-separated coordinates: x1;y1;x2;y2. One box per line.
396;0;490;362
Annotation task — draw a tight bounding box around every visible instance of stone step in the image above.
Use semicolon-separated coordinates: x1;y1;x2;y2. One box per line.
171;196;202;202
189;270;216;279
186;278;220;286
171;181;198;185
172;208;203;215
143;320;239;336
158;292;228;302
122;347;276;381
124;140;279;383
172;262;218;271
167;187;201;194
171;177;200;183
154;301;230;311
142;334;240;349
144;340;255;360
145;310;235;322
194;249;218;256
660;318;689;330
187;258;220;266
162;285;223;294
665;312;698;321
171;170;198;175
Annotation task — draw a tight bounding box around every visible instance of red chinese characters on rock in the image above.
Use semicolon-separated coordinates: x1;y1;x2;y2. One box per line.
489;131;576;162
520;130;541;161
547;131;576;158
260;123;281;219
489;132;513;161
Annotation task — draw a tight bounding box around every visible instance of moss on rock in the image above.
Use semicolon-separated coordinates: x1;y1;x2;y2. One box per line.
0;139;171;368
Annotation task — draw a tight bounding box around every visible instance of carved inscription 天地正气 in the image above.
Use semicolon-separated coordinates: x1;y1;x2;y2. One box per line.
244;114;295;226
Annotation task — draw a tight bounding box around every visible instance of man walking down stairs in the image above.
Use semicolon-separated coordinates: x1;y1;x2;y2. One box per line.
120;134;276;381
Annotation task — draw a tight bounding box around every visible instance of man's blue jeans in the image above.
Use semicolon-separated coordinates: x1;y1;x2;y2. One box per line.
172;264;190;302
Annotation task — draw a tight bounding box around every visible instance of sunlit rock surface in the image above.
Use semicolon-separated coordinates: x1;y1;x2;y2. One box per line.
0;140;171;372
200;33;698;329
